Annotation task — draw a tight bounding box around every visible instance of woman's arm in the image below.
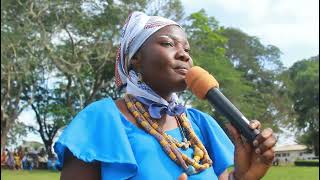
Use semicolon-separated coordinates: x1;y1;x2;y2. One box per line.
218;170;229;180
60;148;101;180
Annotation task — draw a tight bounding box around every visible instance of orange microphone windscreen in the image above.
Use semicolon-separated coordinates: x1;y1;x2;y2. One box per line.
185;66;219;99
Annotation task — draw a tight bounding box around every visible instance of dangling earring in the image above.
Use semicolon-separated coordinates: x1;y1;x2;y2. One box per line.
137;72;143;84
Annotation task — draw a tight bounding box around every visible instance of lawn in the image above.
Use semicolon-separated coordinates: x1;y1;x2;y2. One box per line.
1;169;59;180
1;166;319;180
262;166;319;180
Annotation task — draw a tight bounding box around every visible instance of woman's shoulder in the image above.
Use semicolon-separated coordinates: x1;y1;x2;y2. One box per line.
54;97;136;168
185;107;224;136
69;97;125;124
64;97;125;133
186;107;216;124
80;97;117;114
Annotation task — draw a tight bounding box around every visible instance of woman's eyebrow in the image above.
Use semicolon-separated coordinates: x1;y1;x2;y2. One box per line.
158;35;189;45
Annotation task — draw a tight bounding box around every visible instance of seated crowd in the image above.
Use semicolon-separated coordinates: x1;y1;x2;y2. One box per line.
1;146;57;171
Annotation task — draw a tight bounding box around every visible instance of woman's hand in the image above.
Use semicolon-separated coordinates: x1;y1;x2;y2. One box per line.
226;120;277;180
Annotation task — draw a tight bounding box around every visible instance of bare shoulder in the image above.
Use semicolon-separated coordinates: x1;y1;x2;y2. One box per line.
60;148;101;180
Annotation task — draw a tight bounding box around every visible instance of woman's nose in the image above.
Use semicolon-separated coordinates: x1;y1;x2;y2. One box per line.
175;47;190;62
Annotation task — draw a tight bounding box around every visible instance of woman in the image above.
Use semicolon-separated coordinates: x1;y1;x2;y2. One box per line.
1;148;7;167
6;151;15;170
14;151;22;170
54;12;276;180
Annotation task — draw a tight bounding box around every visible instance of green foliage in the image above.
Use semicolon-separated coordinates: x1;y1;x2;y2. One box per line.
282;55;319;155
294;160;319;167
146;0;184;22
183;10;284;132
6;121;28;147
1;0;42;149
221;27;286;131
1;0;185;154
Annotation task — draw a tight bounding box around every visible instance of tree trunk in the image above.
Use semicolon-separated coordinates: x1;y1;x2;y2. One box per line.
44;139;54;158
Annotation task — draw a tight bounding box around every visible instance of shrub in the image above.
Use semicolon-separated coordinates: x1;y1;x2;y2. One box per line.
294;160;319;166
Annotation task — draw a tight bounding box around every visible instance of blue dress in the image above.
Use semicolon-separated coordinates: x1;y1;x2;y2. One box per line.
54;97;234;180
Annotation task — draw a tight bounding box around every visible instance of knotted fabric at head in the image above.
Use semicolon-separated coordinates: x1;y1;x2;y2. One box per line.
114;11;185;119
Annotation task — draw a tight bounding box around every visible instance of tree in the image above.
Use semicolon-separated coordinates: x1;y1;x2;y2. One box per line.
146;0;184;22
282;55;319;155
221;27;286;131
1;0;39;150
6;121;28;148
3;0;185;156
182;10;284;131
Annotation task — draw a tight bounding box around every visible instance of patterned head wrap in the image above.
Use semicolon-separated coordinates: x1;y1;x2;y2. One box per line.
114;11;185;119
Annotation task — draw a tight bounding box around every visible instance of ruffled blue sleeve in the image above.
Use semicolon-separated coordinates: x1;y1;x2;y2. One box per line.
187;108;234;176
54;98;138;179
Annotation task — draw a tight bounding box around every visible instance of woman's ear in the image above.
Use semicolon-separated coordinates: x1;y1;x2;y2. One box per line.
130;52;142;72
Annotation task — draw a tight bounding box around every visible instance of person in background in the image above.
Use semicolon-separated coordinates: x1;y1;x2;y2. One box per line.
14;151;22;170
21;153;28;170
47;154;57;171
1;148;7;168
17;146;24;163
6;150;15;170
38;148;48;169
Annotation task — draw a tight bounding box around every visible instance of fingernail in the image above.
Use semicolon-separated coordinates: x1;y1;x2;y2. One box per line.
253;140;258;147
255;148;261;154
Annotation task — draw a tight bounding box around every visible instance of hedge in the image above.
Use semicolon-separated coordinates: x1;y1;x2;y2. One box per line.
294;160;319;166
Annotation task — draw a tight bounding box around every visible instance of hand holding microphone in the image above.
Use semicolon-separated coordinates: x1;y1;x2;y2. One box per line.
185;66;277;179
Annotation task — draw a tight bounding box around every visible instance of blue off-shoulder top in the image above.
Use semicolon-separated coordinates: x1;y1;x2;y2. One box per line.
54;97;234;180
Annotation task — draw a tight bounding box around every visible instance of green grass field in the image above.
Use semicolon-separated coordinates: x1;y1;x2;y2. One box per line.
262;166;319;180
1;166;319;180
1;169;59;180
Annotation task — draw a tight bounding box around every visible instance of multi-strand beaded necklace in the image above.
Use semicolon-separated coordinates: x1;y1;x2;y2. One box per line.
124;94;213;175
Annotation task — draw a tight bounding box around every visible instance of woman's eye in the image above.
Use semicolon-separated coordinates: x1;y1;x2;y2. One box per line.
161;42;174;47
185;48;191;53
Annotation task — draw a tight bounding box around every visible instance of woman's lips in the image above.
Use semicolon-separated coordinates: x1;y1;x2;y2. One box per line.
174;68;188;75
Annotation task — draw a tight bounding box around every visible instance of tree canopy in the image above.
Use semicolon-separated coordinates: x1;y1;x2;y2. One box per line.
281;55;319;155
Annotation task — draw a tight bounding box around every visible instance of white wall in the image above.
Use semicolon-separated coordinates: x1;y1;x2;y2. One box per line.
275;150;315;164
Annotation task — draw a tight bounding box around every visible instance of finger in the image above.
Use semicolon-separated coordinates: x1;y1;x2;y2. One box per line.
225;123;244;147
249;120;261;130
253;128;273;147
254;135;277;155
178;173;188;180
259;148;275;166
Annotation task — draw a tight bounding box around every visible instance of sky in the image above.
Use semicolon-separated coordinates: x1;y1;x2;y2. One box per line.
181;0;319;68
18;0;319;146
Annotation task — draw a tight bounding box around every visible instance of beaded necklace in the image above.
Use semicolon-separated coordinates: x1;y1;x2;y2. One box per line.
124;94;213;175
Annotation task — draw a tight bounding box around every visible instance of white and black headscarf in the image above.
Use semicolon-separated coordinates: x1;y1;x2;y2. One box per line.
114;11;185;119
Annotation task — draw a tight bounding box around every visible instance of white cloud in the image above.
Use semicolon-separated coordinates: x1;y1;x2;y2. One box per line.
182;0;319;67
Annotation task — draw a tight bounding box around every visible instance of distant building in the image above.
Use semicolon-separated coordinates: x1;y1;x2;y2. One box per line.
21;140;44;153
274;144;316;164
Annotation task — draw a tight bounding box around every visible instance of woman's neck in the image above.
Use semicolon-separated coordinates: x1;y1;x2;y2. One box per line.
156;91;174;102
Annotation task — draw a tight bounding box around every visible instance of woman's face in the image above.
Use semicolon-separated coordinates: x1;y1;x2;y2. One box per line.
132;25;193;99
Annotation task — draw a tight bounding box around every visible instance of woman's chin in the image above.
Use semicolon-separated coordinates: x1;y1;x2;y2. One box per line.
173;81;187;92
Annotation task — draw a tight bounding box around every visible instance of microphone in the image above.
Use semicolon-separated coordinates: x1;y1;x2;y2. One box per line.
185;66;260;143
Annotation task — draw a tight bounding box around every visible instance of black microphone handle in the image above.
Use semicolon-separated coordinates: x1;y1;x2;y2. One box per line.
206;88;260;143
